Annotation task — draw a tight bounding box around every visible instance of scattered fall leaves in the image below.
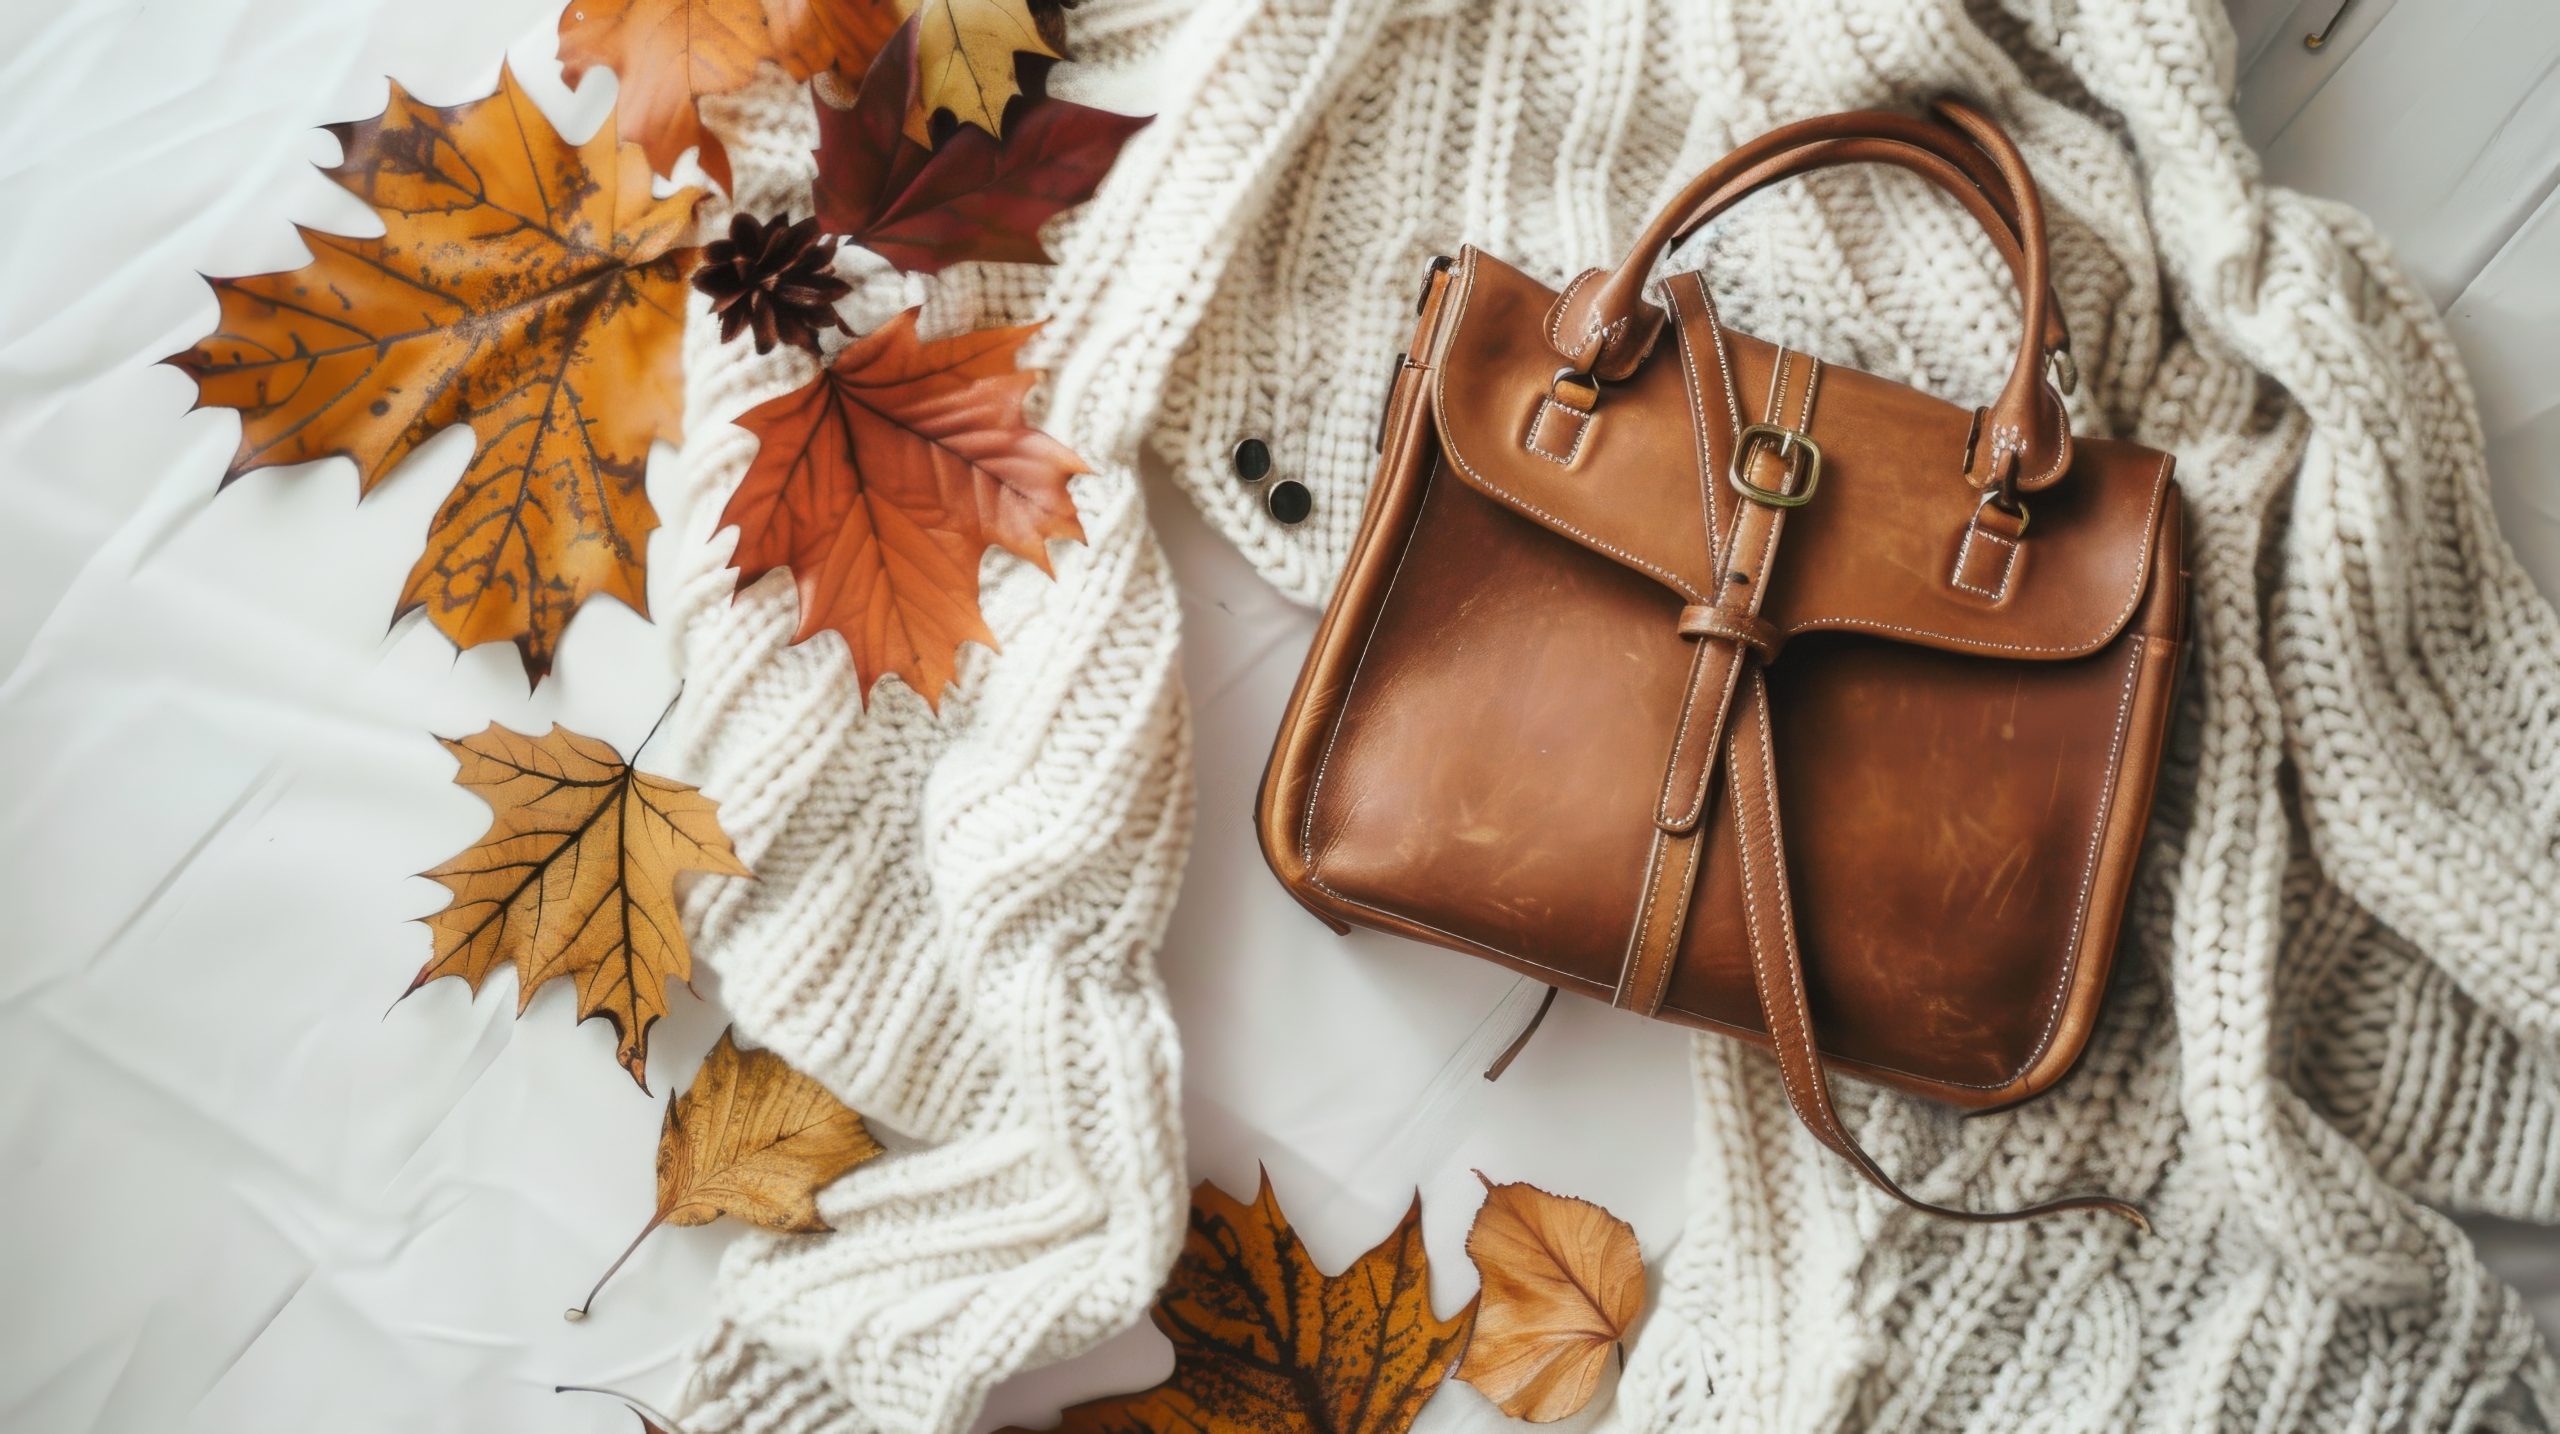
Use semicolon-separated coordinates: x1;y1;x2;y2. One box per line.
904;0;1058;142
166;68;700;684
1004;1173;1649;1431
720;307;1086;708
167;10;1141;689
558;0;902;192
570;1027;882;1316
814;19;1149;274
1010;1172;1476;1434
149;0;1171;1372
1456;1173;1646;1422
405;721;749;1089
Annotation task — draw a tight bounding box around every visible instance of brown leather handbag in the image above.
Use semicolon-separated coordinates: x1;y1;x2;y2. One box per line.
1256;100;2184;1226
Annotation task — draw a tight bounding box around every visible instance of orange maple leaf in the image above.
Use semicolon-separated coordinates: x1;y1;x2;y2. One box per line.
559;0;902;192
165;67;700;684
719;308;1087;709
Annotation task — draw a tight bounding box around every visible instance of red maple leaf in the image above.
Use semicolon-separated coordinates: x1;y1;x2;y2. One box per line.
720;308;1087;707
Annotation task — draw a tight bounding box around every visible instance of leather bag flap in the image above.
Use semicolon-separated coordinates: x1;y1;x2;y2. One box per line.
1428;248;2171;659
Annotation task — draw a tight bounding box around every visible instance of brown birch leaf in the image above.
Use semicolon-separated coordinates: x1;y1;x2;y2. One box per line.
1455;1173;1646;1422
903;0;1058;142
569;1028;883;1317
404;722;750;1089
557;0;902;192
719;307;1087;709
1006;1171;1476;1434
163;68;700;684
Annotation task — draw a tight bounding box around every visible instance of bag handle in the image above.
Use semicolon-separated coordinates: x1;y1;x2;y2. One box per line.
1679;135;2068;361
1681;132;2070;362
1548;99;2071;493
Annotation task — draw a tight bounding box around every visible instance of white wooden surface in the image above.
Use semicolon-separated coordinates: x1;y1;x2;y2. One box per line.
2231;0;2560;585
0;2;2551;1431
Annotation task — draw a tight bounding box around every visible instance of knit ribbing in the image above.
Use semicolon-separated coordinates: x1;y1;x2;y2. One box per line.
657;9;1198;1429
662;0;2560;1429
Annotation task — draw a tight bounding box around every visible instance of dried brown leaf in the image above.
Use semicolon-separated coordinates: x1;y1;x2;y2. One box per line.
571;1028;883;1316
558;0;902;191
719;307;1086;709
1455;1173;1646;1422
812;21;1148;275
1007;1171;1475;1434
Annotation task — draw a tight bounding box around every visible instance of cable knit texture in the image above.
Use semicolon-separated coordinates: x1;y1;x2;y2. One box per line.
662;0;2560;1429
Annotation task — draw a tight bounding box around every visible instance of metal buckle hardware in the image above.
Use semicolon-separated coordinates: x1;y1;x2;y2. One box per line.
1549;366;1599;410
1727;422;1821;508
1974;484;2030;538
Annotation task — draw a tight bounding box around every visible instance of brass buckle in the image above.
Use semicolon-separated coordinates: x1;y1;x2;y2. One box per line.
1549;366;1599;410
1728;422;1821;508
1975;485;2030;538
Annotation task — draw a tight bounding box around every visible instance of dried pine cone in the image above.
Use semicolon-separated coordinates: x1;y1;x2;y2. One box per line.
692;213;853;356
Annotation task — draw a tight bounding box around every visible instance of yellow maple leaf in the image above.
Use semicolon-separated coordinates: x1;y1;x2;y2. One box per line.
405;722;750;1089
901;0;1059;142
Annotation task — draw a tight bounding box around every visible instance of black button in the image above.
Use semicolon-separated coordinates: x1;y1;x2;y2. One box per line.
1231;437;1271;483
1265;479;1311;525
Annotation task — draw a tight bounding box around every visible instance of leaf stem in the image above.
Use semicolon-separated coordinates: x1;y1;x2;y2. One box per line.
555;1383;691;1434
566;1211;666;1321
631;685;684;764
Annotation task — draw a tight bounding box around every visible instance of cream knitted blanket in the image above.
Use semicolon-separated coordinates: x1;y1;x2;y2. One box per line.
659;0;2560;1429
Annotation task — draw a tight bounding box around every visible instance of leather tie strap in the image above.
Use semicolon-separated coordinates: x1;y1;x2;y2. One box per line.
1677;603;1782;662
1724;669;2150;1229
1616;333;1813;1014
1619;277;2149;1229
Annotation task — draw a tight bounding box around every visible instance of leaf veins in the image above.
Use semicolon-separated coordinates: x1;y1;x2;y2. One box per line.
406;721;750;1089
719;307;1087;709
558;0;902;192
1005;1171;1477;1434
571;1027;882;1315
166;67;701;683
